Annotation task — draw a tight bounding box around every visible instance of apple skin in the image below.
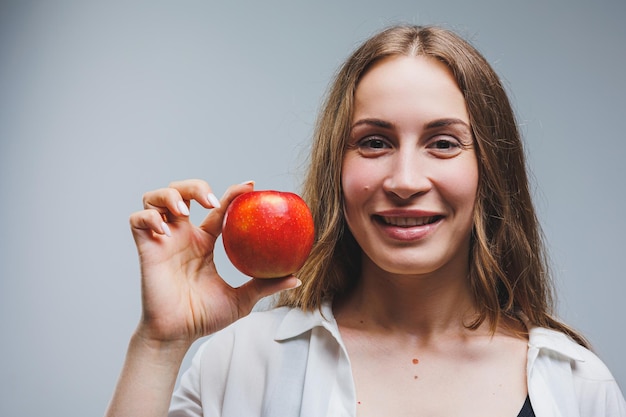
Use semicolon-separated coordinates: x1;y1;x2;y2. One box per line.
222;190;315;278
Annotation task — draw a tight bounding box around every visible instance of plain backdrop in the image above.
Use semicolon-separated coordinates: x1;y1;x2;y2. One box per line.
1;1;624;415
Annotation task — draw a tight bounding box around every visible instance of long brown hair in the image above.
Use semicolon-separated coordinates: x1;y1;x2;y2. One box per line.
277;25;588;347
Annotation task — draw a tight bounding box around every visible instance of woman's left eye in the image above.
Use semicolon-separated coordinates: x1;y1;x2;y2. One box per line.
427;137;463;155
432;139;457;149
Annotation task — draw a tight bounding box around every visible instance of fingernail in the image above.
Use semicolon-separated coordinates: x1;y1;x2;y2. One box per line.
240;180;255;186
207;192;221;208
177;201;190;216
293;278;302;288
161;222;172;237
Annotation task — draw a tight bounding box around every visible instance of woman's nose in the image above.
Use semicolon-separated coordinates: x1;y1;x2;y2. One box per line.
382;150;432;200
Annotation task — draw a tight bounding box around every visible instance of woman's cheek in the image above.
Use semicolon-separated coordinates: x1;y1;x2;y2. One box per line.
342;157;378;199
342;176;372;206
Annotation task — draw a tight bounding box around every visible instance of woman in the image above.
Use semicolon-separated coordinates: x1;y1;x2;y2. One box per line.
106;25;626;417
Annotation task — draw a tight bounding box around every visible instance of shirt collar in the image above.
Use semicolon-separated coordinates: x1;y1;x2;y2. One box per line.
275;302;586;363
527;325;586;362
274;300;337;341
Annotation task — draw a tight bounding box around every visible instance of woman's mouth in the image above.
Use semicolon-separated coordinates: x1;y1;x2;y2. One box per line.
372;214;444;241
376;215;443;227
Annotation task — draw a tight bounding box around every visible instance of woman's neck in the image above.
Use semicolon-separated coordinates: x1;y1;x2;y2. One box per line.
334;256;480;339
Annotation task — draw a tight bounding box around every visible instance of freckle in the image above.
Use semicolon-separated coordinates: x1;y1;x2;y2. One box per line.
414;375;418;379
358;401;362;405
412;358;419;364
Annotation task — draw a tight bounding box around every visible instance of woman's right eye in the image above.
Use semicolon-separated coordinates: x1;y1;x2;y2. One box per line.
357;136;391;153
365;138;387;148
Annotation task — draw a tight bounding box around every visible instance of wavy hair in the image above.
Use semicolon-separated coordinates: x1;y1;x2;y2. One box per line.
277;25;587;347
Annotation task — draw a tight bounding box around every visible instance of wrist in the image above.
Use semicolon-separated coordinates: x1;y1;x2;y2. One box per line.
104;331;190;417
129;329;193;361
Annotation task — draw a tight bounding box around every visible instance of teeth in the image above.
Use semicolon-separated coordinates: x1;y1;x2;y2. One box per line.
382;216;435;226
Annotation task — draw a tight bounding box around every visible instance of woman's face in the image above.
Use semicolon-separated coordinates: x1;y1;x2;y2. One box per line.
341;55;478;277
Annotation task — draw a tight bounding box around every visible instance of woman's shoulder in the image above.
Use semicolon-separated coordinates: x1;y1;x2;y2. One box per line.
527;326;626;415
189;306;308;379
528;325;615;381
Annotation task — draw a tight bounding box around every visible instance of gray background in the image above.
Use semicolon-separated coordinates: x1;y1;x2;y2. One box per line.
1;1;624;415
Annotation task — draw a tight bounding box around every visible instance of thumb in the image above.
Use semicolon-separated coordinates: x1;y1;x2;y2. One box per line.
236;275;302;311
198;182;254;237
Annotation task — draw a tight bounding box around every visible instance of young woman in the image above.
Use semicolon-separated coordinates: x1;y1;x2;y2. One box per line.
106;25;626;417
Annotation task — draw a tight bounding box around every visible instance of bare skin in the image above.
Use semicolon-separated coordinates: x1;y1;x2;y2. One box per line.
105;180;300;417
334;258;528;417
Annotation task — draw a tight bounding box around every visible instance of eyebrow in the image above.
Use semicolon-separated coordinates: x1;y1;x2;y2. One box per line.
350;118;394;130
350;117;470;131
424;118;471;131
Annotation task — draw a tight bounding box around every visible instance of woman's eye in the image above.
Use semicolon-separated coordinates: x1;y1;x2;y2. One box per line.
358;137;390;150
433;139;455;149
354;137;392;157
428;137;463;156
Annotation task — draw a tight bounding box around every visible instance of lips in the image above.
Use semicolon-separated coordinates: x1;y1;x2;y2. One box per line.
378;215;442;227
372;211;444;241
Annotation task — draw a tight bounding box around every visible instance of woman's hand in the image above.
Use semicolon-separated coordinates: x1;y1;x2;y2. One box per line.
107;179;301;417
129;179;300;347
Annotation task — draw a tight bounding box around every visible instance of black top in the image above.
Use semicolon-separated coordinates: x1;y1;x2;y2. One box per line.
517;396;535;417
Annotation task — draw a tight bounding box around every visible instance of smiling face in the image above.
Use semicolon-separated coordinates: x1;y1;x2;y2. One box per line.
341;55;479;278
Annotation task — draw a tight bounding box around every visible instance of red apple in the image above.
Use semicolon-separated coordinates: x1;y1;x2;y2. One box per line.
222;190;315;278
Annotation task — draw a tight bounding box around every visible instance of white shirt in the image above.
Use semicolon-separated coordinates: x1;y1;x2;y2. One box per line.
170;301;626;417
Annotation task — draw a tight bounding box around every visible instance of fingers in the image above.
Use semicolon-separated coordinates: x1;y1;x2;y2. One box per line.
129;207;172;238
142;179;221;222
198;181;255;236
132;179;254;239
167;179;222;210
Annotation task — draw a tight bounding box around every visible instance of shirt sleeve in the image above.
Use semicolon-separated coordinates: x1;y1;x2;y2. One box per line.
527;327;626;417
168;342;206;417
571;347;626;416
576;377;626;416
166;307;316;417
